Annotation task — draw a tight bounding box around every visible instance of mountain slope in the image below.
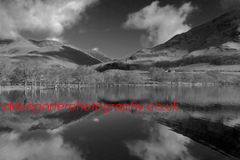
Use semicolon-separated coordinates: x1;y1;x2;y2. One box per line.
0;38;38;55
84;49;112;62
0;38;102;68
128;8;240;63
95;9;240;72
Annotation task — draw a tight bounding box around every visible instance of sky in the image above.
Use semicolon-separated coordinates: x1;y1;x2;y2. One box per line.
0;0;240;58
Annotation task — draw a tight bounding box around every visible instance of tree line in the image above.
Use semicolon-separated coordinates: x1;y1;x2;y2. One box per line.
149;67;240;84
0;57;143;88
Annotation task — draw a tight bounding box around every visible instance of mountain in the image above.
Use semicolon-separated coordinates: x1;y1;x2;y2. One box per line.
28;39;62;47
0;38;102;68
129;9;240;62
96;9;240;71
84;49;112;62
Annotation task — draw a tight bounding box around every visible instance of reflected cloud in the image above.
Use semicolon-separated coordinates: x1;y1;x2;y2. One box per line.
0;131;84;160
224;116;240;127
126;125;197;160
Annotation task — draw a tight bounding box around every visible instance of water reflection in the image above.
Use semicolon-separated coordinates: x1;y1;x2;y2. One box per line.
0;131;83;160
126;125;196;160
126;122;235;160
0;86;239;160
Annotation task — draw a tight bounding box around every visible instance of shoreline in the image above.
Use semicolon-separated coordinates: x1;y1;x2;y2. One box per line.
0;82;237;91
0;86;50;91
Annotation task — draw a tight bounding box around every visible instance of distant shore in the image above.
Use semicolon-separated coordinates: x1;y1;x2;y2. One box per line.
0;86;24;91
0;82;235;91
0;86;49;91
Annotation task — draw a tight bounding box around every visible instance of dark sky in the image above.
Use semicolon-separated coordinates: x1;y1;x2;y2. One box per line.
11;0;239;58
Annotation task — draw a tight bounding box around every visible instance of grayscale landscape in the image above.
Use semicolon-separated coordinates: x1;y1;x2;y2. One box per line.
0;0;240;160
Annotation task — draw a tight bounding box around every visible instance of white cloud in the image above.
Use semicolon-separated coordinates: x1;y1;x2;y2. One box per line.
123;1;196;47
0;132;84;160
47;37;66;43
220;0;240;10
0;0;98;39
92;48;99;51
126;125;196;160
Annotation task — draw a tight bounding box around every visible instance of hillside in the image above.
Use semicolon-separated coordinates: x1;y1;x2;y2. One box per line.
84;49;112;62
129;9;240;62
0;38;102;68
96;9;240;72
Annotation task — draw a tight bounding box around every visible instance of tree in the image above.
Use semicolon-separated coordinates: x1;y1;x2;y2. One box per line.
43;65;63;88
103;72;114;85
29;60;42;88
0;56;13;86
125;71;142;84
60;68;73;87
149;67;167;82
179;72;191;82
206;70;221;80
12;59;42;88
72;66;97;88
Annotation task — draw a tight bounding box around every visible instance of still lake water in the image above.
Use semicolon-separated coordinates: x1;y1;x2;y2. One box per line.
0;86;240;160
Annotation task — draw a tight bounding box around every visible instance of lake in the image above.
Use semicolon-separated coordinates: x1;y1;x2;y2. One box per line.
0;86;239;160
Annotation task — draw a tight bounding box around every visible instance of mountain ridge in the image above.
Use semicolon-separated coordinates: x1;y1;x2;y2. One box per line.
128;8;240;62
0;38;112;68
94;8;240;72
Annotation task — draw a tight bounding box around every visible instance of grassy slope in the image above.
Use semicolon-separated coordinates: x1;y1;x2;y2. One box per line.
34;46;101;66
172;63;240;72
128;9;240;62
1;39;102;68
84;50;112;62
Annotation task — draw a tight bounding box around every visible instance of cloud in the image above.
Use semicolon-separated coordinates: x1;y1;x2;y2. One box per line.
125;125;197;160
92;48;99;51
0;0;98;39
47;37;67;43
0;131;84;160
123;1;196;47
220;0;240;10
